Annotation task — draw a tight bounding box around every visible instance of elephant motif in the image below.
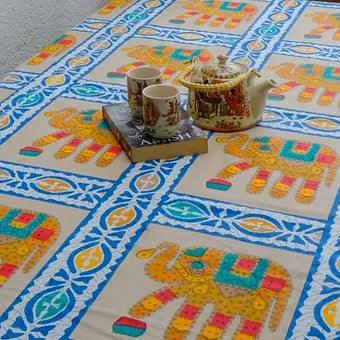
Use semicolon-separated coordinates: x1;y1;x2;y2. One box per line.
98;0;132;15
206;134;339;204
27;34;76;65
304;12;340;41
267;62;340;106
112;242;291;339
169;0;257;29
0;205;59;287
107;44;213;84
19;107;122;167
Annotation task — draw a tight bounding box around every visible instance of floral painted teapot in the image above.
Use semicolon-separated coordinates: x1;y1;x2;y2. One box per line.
179;55;277;132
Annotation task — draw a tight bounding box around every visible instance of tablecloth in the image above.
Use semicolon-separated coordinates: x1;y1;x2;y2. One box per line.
0;0;339;339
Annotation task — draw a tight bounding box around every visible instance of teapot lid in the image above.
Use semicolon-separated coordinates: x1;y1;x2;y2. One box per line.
189;55;248;84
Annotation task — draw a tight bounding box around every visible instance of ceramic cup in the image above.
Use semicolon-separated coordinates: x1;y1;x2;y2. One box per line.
127;66;162;118
143;84;180;139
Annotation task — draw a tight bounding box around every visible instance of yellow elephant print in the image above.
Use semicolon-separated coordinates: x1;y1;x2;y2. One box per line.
27;34;76;65
98;0;132;15
304;12;340;41
267;62;340;106
206;134;339;204
112;242;292;339
169;0;257;29
107;44;214;84
19;108;122;167
0;205;59;287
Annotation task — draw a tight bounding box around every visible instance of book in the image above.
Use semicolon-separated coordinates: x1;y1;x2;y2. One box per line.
103;103;208;162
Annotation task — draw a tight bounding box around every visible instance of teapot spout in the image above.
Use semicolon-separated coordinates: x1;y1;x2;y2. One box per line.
250;78;277;120
248;69;261;87
254;78;277;95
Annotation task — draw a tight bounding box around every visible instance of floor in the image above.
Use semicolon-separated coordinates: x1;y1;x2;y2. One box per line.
0;0;107;79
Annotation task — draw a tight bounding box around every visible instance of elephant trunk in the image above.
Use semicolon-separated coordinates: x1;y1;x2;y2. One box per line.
136;242;181;283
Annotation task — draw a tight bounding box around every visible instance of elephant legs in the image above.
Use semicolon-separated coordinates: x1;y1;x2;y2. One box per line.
194;14;214;26
129;287;179;318
107;61;145;78
233;318;263;340
296;179;320;204
53;137;85;160
210;16;227;27
305;24;334;39
165;301;203;339
198;310;233;340
20;130;69;157
297;86;317;103
53;137;121;166
170;11;199;24
268;80;337;107
74;143;105;164
225;18;242;29
317;89;337;106
270;175;296;199
206;161;252;191
0;261;17;287
267;81;299;101
248;169;272;194
95;144;122;167
334;28;340;41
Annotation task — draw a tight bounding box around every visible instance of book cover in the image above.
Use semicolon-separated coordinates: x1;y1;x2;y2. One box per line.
103;103;208;162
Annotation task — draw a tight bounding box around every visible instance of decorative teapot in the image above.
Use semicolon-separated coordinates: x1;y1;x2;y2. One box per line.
179;55;277;132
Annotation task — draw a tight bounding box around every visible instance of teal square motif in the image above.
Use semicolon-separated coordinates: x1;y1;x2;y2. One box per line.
279;140;320;163
214;254;270;290
0;209;47;239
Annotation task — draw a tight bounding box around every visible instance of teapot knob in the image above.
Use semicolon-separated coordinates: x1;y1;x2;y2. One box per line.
217;55;228;67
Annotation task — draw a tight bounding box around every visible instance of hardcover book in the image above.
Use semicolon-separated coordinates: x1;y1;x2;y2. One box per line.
103;103;208;162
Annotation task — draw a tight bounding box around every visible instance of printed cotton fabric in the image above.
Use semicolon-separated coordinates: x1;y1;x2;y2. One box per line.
0;1;339;339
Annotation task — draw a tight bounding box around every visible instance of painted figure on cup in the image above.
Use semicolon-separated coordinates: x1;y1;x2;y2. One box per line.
107;44;213;84
27;35;76;65
143;98;160;128
19;108;122;167
304;12;340;40
267;62;340;106
0;205;59;287
112;242;291;339
169;1;257;29
207;134;339;204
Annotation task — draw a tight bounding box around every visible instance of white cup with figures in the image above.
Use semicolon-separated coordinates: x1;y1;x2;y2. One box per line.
142;84;180;139
127;66;162;118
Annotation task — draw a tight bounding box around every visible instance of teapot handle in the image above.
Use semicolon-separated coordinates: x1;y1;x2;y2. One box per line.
178;64;253;93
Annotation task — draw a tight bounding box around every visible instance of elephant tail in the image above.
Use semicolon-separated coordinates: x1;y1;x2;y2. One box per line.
269;269;292;332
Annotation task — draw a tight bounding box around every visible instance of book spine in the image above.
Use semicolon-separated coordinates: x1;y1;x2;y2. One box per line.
104;111;132;159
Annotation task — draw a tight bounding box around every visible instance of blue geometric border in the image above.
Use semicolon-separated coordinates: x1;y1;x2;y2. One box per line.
287;191;340;339
0;161;114;210
136;24;239;47
154;192;325;255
